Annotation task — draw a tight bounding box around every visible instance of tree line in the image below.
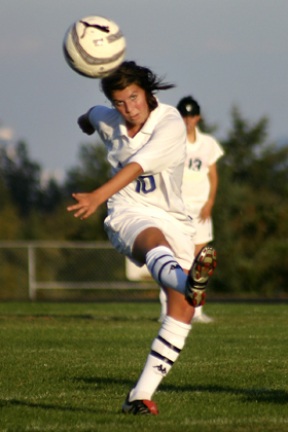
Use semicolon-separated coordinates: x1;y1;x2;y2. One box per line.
0;107;287;297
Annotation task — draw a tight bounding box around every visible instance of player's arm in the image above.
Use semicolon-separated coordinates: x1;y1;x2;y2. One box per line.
67;162;144;220
199;163;218;221
207;163;218;206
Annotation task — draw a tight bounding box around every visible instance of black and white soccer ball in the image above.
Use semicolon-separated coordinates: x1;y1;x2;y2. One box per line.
63;15;126;78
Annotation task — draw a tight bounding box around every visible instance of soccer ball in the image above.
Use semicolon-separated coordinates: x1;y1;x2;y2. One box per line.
63;15;126;78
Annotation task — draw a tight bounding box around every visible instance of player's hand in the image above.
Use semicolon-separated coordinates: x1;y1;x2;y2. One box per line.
67;192;99;219
77;113;95;135
199;201;213;222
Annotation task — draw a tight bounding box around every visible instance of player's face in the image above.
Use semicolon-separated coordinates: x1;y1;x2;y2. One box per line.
112;84;150;133
183;115;200;134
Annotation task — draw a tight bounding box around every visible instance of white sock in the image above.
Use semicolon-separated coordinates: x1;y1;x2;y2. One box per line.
193;305;203;318
146;246;187;295
159;287;167;317
129;316;191;401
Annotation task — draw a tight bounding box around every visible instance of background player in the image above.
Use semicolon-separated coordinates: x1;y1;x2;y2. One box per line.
159;96;224;323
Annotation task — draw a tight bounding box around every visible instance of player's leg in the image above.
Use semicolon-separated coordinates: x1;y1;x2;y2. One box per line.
105;213;209;305
133;226;216;307
132;225;216;318
192;243;212;322
157;242;215;323
191;215;215;324
123;287;193;415
158;287;167;322
123;227;216;415
132;227;190;299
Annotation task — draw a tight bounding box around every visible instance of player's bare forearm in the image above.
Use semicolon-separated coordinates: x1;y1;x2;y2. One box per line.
199;165;219;221
107;162;144;193
207;164;218;206
199;201;213;221
67;162;144;219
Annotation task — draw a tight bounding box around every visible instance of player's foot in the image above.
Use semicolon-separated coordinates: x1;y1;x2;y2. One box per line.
122;393;159;415
185;246;217;307
192;313;214;323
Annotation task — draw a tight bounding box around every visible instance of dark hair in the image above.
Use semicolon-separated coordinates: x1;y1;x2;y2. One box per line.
101;61;175;111
177;96;201;117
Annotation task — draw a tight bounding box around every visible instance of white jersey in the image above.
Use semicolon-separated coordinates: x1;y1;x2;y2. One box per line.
182;128;224;213
88;102;188;223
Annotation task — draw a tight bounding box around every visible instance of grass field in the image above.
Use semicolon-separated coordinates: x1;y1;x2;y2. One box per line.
1;301;288;432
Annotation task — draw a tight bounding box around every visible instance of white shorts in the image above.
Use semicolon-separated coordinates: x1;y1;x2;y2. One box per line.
192;215;213;245
186;203;213;245
104;208;195;270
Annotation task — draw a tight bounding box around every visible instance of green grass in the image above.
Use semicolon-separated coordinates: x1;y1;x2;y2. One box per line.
0;301;288;432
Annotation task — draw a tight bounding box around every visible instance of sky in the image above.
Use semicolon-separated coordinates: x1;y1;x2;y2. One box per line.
0;0;287;180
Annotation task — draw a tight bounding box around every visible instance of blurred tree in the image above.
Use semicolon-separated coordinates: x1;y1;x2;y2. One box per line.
212;106;288;297
65;142;111;192
1;140;65;219
1;108;288;298
1;141;41;217
221;106;268;182
63;141;111;240
37;178;65;214
0;176;22;239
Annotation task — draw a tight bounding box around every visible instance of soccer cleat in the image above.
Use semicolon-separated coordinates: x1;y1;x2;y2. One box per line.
122;393;159;415
185;246;217;307
192;313;214;323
